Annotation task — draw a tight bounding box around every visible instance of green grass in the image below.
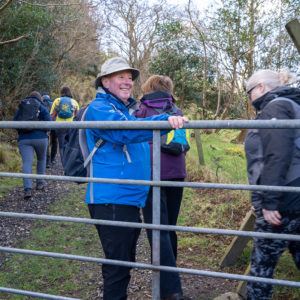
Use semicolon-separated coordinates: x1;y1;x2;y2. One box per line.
0;177;22;200
198;130;247;183
0;141;23;200
0;186;103;299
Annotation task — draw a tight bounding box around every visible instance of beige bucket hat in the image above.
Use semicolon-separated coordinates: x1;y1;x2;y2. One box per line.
94;57;140;89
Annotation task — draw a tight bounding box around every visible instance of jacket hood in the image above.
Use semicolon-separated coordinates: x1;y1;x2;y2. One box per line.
140;90;174;110
25;96;43;104
252;86;300;111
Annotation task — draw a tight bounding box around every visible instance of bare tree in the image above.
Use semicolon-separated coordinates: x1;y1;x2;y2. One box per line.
187;0;209;119
49;0;103;72
100;0;171;97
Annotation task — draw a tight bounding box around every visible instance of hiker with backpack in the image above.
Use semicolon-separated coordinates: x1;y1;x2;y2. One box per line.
134;75;189;300
50;86;79;165
245;69;300;300
42;92;58;168
14;91;51;199
85;56;188;300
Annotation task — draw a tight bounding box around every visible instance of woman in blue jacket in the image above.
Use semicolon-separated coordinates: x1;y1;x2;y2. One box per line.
86;57;188;300
14;91;51;199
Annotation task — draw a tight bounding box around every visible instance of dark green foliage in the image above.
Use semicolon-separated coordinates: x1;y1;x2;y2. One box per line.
0;2;61;119
150;21;217;111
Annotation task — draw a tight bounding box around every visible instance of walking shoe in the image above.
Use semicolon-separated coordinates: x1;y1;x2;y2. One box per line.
24;189;32;200
36;183;46;190
51;158;57;165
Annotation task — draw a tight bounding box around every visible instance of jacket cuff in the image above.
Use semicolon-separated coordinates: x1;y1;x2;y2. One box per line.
262;200;280;211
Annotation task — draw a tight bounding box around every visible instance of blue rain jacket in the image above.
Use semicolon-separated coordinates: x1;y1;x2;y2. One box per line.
85;90;170;207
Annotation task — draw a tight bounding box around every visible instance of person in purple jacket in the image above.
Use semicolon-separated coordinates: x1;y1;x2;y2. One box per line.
134;75;187;300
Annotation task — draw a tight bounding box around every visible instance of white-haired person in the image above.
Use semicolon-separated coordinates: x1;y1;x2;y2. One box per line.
85;57;188;300
245;69;300;300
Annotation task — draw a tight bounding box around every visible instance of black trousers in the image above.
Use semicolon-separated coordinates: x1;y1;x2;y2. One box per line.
55;128;68;164
46;130;58;164
88;204;141;300
247;214;300;300
143;179;184;298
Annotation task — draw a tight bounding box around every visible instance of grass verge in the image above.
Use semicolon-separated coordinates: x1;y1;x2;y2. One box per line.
0;185;103;299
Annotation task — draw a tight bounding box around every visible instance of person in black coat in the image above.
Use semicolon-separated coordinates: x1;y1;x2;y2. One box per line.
245;69;300;300
14;91;51;199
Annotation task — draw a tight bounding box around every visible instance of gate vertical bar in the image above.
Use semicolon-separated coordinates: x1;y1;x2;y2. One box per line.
152;130;161;300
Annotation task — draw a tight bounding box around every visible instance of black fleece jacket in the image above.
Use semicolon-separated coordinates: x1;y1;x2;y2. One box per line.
252;86;300;212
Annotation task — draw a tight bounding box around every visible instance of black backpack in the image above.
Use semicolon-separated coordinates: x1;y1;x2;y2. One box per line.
62;106;105;182
16;97;41;133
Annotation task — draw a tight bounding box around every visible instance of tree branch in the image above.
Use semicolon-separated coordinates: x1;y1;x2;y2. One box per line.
19;0;82;7
0;0;12;14
0;34;29;46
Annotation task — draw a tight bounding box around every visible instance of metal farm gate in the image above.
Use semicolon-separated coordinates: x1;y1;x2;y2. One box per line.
0;119;300;300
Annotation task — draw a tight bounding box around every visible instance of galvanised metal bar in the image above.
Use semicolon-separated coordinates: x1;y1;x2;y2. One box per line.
1;246;300;289
0;287;81;300
1;119;300;297
2;119;300;130
1;172;300;193
1;212;300;242
152;130;161;300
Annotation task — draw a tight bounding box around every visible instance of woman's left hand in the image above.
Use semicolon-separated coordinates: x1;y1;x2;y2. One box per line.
262;209;282;225
168;116;189;129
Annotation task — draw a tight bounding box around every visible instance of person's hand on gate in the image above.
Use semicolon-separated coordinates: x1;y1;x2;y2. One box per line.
262;209;282;225
168;116;189;130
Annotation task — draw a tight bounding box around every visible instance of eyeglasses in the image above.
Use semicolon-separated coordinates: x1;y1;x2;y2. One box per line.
246;85;258;100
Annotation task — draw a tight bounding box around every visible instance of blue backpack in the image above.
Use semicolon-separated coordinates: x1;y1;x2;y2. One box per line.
57;97;74;119
153;103;190;156
161;128;190;156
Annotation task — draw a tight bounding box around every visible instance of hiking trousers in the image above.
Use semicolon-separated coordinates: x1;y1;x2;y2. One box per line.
88;204;141;300
247;214;300;300
55;128;68;164
18;138;48;190
46;130;58;164
143;180;184;298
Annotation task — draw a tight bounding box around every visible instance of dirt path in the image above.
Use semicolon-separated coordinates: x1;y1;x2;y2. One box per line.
0;161;239;300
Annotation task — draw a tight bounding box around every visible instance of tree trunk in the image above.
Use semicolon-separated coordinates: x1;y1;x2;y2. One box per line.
214;51;221;119
232;129;248;144
194;113;205;165
215;60;237;133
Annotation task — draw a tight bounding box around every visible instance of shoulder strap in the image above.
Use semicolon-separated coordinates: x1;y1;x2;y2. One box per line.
80;100;120;170
78;108;104;170
269;97;300;119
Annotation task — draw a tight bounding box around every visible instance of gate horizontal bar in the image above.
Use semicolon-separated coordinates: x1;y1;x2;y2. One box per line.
1;211;299;241
0;246;299;288
2;119;300;130
0;286;81;300
1;172;300;193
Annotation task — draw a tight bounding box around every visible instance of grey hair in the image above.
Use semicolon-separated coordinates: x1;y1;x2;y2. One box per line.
246;69;296;89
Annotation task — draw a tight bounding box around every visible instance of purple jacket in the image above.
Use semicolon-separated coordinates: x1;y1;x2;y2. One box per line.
134;90;186;180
